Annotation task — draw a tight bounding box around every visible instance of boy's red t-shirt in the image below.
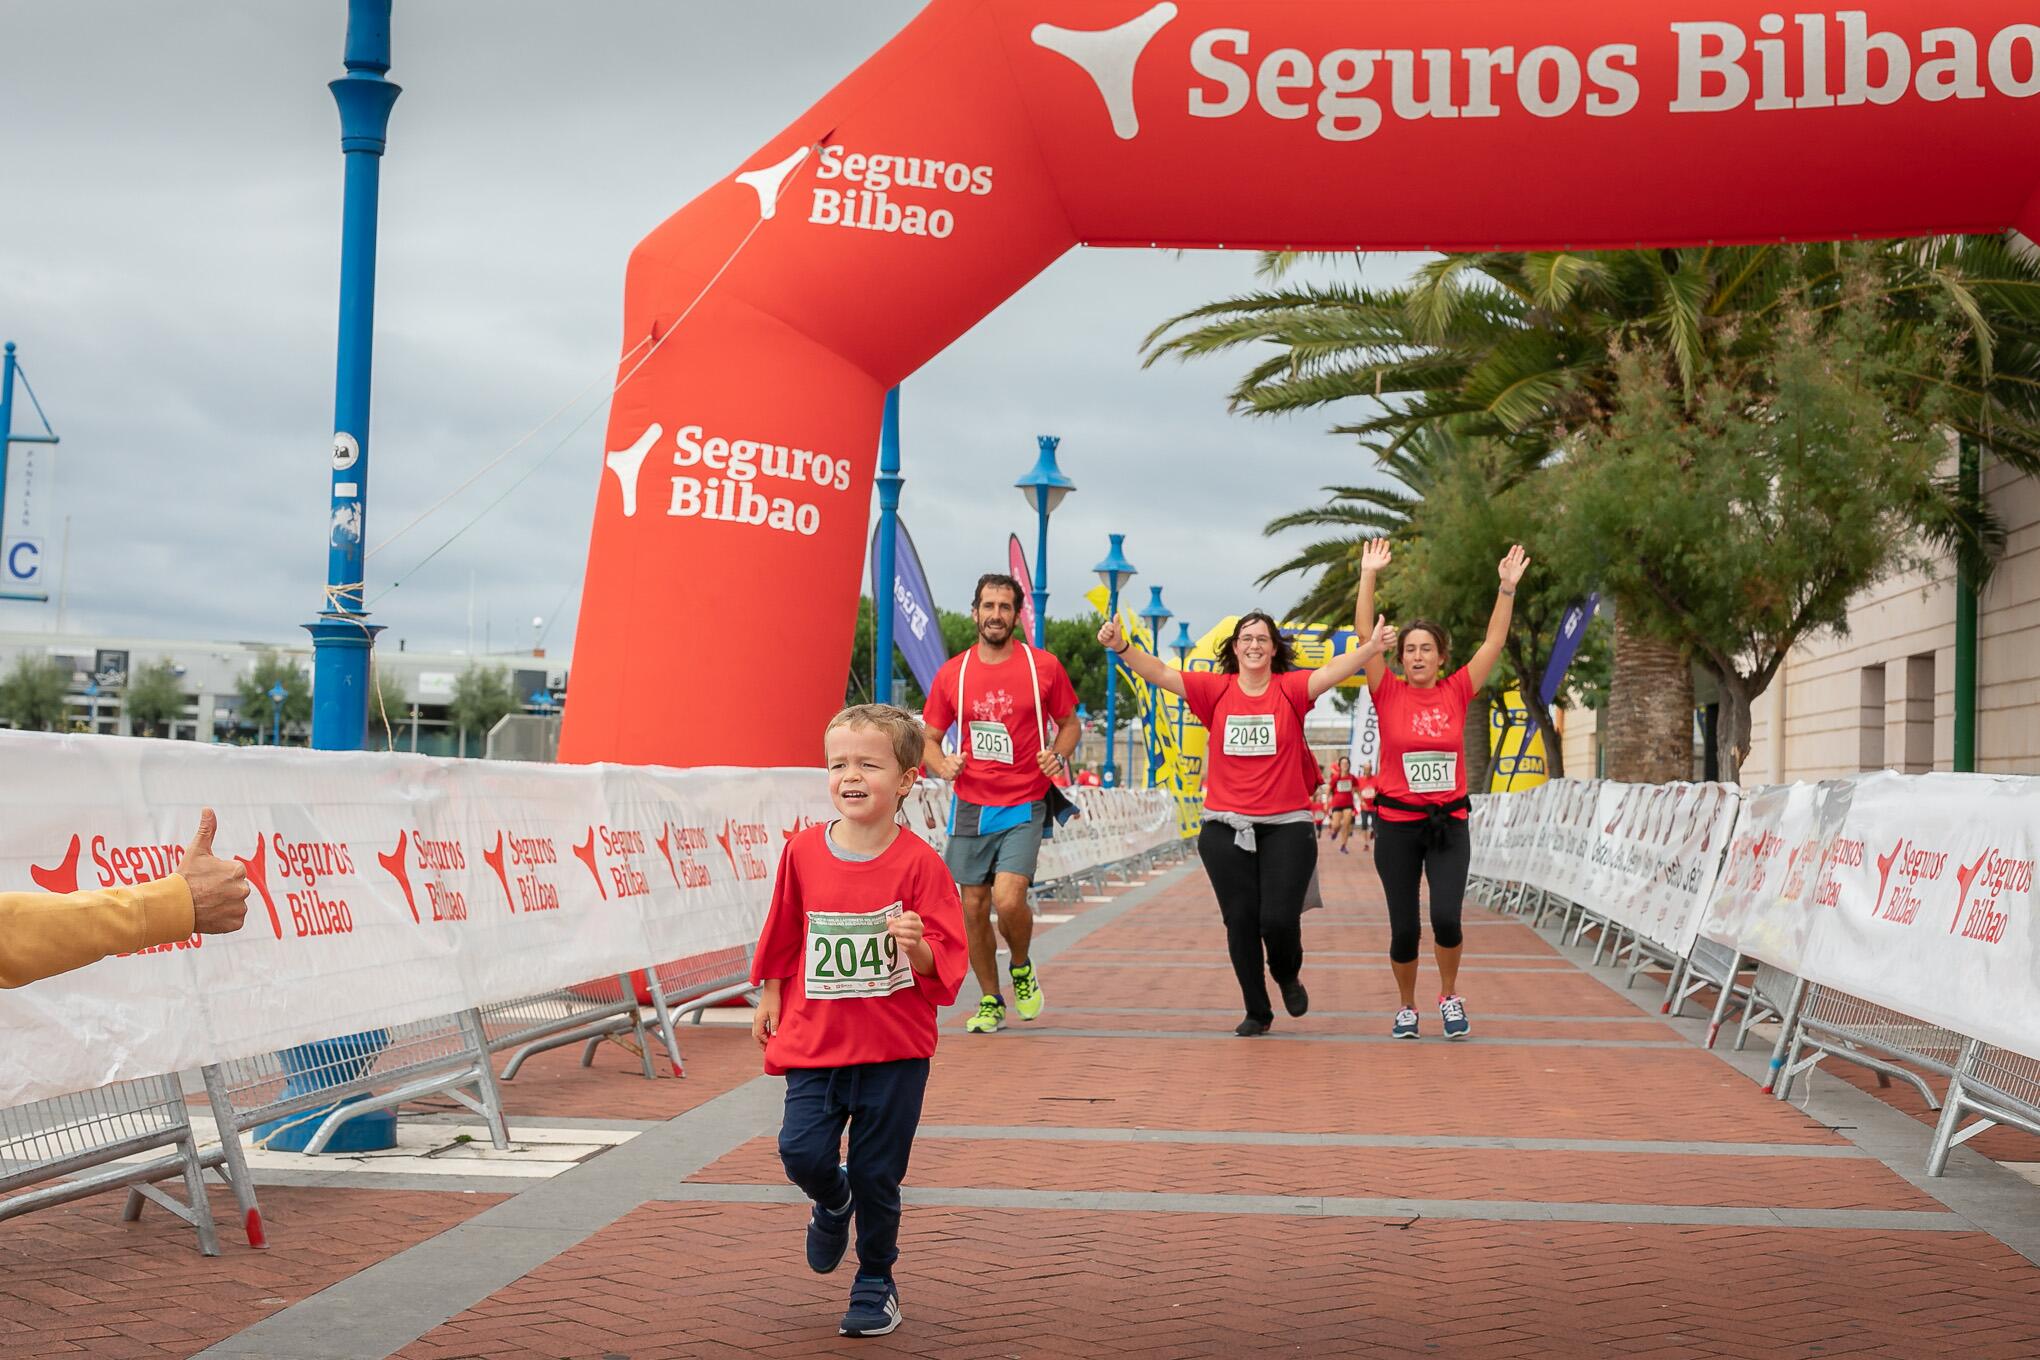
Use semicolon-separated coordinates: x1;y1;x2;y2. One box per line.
1372;665;1476;822
749;824;967;1075
1181;669;1317;817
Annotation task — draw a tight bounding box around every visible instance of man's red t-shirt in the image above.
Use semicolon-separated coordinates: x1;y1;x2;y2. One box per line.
1182;669;1317;816
749;825;967;1075
1372;665;1476;822
922;645;1078;807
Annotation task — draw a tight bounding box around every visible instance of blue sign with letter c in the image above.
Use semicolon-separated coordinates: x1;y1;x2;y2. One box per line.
5;538;42;584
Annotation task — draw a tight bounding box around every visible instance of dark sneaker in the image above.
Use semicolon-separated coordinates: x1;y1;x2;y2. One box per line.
839;1275;902;1337
1391;1007;1420;1039
805;1172;851;1274
1279;977;1309;1018
1440;994;1471;1040
1234;1015;1271;1037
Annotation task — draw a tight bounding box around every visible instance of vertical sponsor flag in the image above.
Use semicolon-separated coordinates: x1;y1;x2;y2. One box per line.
868;518;946;697
1348;682;1380;776
1538;593;1600;707
1007;534;1036;645
1488;688;1549;792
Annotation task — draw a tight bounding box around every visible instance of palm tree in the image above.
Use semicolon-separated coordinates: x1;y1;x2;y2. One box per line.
1148;240;2040;781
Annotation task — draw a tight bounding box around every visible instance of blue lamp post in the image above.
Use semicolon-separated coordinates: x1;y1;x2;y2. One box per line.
83;680;100;735
1138;588;1172;788
1073;702;1089;770
872;387;903;703
1170;620;1195;750
1015;436;1076;648
305;0;398;756
1092;534;1136;788
265;0;400;1159
268;682;288;747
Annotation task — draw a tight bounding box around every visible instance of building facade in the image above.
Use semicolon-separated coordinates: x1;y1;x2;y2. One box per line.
0;630;564;758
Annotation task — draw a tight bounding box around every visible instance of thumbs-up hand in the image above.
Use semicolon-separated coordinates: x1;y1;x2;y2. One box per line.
176;808;250;936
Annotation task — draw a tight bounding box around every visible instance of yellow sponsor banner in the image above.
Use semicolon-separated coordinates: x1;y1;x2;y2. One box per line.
1487;688;1549;792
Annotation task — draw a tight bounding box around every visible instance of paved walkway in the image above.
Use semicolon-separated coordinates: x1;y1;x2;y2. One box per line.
7;844;2039;1358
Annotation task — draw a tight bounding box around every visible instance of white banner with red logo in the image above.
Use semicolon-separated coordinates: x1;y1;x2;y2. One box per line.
1475;779;1740;958
0;734;1187;1109
1699;772;2039;1062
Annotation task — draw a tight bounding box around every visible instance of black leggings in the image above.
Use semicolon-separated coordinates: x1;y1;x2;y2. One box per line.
1372;816;1470;964
1197;822;1318;1024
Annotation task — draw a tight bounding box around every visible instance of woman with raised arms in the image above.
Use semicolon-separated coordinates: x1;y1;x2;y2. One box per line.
1356;539;1529;1041
1100;605;1392;1036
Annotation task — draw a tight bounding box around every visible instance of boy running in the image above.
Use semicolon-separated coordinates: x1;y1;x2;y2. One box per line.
751;704;967;1338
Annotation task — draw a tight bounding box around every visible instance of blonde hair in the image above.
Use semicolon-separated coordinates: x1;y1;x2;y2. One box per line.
825;703;926;772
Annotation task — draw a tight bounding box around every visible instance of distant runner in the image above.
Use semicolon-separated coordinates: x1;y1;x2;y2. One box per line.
1327;757;1357;853
922;573;1080;1035
1356;764;1379;853
1356;539;1529;1041
1103;605;1391;1036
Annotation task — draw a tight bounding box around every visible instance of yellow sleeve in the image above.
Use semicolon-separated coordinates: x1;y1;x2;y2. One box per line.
0;877;197;989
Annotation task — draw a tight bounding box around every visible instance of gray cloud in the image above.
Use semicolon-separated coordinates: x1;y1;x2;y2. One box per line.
0;2;1408;661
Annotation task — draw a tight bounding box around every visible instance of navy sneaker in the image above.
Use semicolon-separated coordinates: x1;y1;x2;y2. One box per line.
1440;994;1471;1040
1391;1007;1420;1039
805;1169;851;1274
839;1274;902;1337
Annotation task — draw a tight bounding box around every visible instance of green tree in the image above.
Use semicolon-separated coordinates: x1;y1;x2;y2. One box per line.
449;665;516;757
0;654;73;732
236;652;311;745
368;666;411;750
1560;296;1970;782
123;658;188;738
1148;239;2040;781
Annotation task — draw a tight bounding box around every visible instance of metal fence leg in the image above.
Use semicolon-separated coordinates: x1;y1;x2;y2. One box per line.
1659;958;1685;1013
457;1009;513;1149
1765;976;1810;1097
1703;952;1743;1048
1925;1040;1983;1177
202;1063;268;1248
641;970;685;1079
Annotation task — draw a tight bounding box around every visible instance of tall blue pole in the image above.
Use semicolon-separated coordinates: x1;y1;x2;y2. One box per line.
306;0;398;753
1102;580;1121;788
872;387;902;705
1032;490;1050;651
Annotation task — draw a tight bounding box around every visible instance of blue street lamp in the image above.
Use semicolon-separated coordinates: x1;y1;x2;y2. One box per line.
1139;588;1172;788
1015;436;1076;649
1171;619;1195;751
268;682;288;747
305;0;398;757
1073;702;1089;769
1093;534;1136;788
83;680;100;735
529;688;553;713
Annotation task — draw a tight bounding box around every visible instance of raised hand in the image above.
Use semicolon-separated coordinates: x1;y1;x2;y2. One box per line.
1097;616;1124;652
1360;538;1393;574
176;808;250;936
1498;544;1530;590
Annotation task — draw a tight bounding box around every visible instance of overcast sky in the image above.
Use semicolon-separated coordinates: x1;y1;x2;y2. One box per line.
0;2;1411;662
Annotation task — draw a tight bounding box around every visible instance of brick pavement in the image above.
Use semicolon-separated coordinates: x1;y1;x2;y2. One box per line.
12;843;2039;1358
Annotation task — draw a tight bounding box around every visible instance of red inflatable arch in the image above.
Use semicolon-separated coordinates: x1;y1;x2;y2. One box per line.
561;1;2040;768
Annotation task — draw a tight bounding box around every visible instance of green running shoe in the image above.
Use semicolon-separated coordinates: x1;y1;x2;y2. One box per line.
964;994;1006;1034
1010;963;1045;1021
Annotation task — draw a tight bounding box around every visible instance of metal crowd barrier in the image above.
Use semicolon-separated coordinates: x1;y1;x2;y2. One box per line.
1774;984;1966;1110
1927;1042;2040;1176
1;1074;228;1256
483;974;680;1084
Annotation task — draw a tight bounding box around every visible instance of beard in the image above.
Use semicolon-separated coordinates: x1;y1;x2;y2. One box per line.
978;619;1012;643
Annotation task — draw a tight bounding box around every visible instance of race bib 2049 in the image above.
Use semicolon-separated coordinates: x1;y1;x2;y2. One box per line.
1402;751;1458;795
1222;713;1277;758
805;903;915;1000
968;721;1015;764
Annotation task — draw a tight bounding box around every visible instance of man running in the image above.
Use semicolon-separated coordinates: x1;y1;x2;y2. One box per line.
922;574;1080;1034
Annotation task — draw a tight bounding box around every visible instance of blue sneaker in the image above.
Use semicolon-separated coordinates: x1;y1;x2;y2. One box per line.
805;1168;851;1274
1440;994;1471;1040
839;1274;902;1337
1391;1007;1419;1039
